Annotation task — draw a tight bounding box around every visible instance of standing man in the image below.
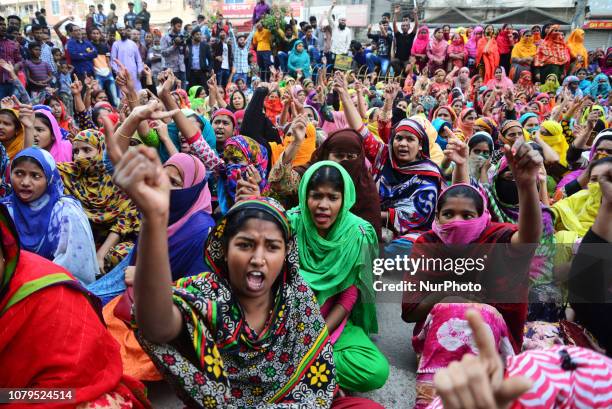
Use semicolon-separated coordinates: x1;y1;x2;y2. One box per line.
31;24;56;74
124;2;138;29
253;22;272;81
229;24;255;85
327;0;352;66
161;17;187;86
185;27;213;90
212;29;232;87
89;27;120;106
106;4;117;33
94;4;107;31
0;16;22;99
111;23;144;91
138;2;151;33
392;6;418;72
252;0;271;24
66;25;97;81
366;20;393;75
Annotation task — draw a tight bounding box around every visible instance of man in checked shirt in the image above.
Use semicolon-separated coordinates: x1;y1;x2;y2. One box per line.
0;16;22;99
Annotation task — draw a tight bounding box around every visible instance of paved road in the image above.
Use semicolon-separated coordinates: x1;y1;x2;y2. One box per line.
148;270;418;408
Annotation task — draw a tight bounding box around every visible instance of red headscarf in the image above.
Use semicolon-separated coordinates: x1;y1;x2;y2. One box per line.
534;25;571;67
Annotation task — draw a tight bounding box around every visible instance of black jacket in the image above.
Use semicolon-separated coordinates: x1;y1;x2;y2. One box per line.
211;40;233;71
185;41;213;74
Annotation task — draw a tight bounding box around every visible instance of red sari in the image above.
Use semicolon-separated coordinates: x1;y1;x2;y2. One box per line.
0;208;149;409
476;37;500;83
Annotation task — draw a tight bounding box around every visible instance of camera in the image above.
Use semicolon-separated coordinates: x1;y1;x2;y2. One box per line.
169;33;186;51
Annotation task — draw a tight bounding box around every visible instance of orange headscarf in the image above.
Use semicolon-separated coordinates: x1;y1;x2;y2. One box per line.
0;108;25;160
566;29;588;69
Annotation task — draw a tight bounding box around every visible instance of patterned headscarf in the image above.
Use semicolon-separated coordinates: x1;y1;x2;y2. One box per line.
137;197;336;408
220;135;270;213
56;130;140;236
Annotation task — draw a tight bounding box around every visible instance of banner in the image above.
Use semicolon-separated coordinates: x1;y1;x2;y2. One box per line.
583;20;612;30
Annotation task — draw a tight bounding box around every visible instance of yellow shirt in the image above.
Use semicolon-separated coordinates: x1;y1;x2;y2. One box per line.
253;28;272;52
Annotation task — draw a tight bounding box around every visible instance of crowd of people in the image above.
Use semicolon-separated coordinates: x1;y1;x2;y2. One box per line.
1;1;612;408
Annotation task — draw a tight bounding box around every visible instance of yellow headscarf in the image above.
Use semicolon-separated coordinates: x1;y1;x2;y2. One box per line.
270;123;317;166
540;120;569;167
457;27;468;44
410;115;444;166
511;32;537;59
552;182;601;238
566;29;588;69
0;109;24;160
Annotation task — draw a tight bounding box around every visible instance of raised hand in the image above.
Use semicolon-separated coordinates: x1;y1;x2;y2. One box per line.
160;71;177;96
17;103;35;128
131;100;179;121
112;146;170;218
70;74;83;95
503;139;543;188
444;137;468;166
289;114;308;143
0;96;18;110
433;309;532;409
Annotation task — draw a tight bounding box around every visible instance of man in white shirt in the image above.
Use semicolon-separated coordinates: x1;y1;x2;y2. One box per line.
327;0;352;66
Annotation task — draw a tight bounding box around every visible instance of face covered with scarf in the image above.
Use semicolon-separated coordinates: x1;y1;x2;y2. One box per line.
70;129;105;172
222;135;269;202
433;183;491;244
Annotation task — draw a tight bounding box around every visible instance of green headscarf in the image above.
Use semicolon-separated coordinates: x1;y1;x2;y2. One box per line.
287;161;379;335
188;85;208;115
539;73;560;94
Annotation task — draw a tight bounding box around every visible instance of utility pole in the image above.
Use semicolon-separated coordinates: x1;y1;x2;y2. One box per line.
571;0;587;29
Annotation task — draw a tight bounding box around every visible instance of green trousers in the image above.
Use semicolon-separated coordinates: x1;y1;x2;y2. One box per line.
333;321;390;392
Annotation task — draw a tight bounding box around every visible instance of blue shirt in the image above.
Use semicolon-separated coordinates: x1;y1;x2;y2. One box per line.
66;39;97;76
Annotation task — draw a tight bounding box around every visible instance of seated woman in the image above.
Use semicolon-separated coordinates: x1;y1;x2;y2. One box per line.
112;147;381;408
88;152;215;304
32;109;72;163
0;108;26;160
57;129;141;273
402;140;544;408
90;152;216;382
269;121;382;239
338;76;443;253
288;161;389;393
0;203;149;408
3;147;98;284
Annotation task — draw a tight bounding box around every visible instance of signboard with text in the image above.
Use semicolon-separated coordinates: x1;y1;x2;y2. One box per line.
583;20;612;29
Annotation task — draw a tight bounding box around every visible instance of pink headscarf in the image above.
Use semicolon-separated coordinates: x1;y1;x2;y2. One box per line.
164;153;212;236
431;183;492;244
411;25;430;55
321;111;349;134
465;26;483;58
486;67;514;92
35;109;73;163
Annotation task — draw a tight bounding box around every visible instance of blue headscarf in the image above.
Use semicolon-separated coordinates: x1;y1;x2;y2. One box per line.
589;73;611;99
431;118;453;149
160;109;217;163
3;147;72;258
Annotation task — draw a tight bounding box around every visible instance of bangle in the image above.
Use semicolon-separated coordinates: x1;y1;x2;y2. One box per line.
116;131;130;139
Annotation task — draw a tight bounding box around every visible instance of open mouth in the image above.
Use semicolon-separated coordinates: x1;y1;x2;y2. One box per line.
314;213;330;224
246;271;265;292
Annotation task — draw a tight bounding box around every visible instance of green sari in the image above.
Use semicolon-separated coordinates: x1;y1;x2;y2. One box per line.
287;161;379;335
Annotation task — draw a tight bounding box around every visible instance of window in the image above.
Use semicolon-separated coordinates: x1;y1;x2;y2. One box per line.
52;0;60;15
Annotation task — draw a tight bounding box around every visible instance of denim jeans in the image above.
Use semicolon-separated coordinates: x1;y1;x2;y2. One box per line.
308;46;321;64
216;68;231;88
366;54;390;76
277;51;289;72
257;50;272;82
95;72;120;107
